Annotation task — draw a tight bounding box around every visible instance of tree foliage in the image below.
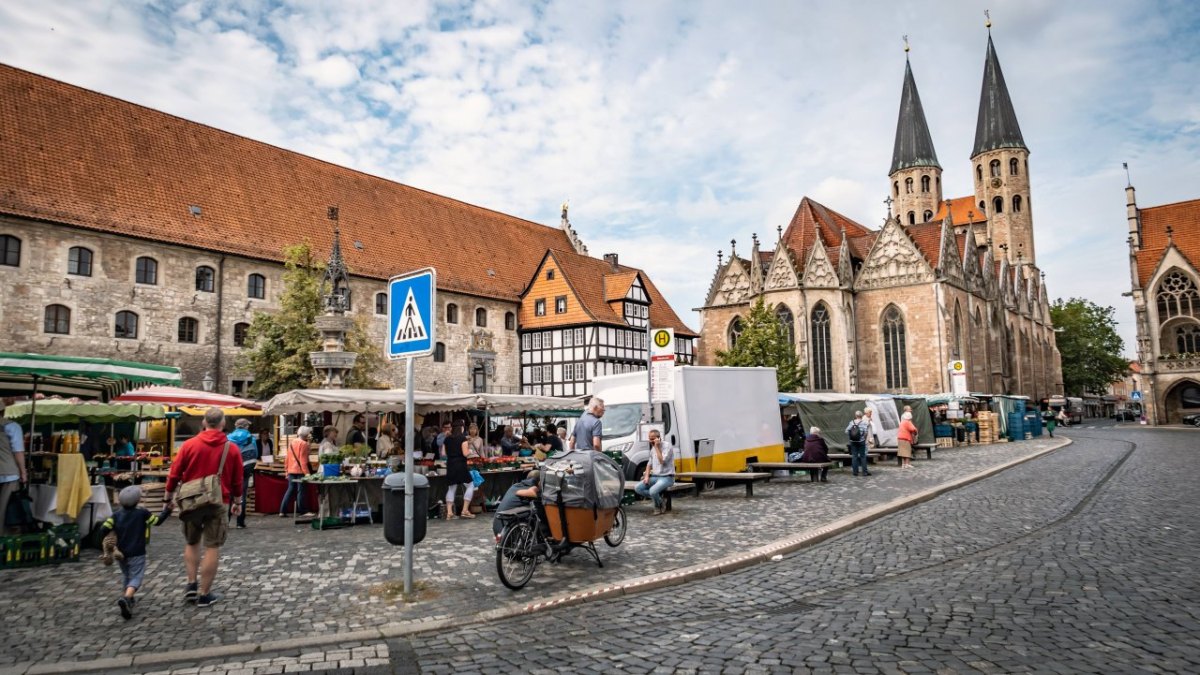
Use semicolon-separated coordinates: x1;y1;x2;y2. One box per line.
238;243;386;399
715;298;807;392
1049;297;1128;396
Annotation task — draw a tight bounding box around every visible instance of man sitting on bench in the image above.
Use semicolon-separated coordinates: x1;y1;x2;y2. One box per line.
635;429;675;515
801;427;831;483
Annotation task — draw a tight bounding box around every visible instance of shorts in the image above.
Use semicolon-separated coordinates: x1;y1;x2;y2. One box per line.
181;505;228;548
119;555;147;590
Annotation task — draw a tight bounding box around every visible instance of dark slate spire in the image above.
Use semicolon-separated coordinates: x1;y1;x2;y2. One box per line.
972;34;1027;157
889;57;941;175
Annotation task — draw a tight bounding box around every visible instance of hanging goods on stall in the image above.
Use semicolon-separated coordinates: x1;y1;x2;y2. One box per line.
176;442;231;517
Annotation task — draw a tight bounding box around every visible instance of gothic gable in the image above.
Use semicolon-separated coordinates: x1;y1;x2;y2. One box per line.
937;218;965;286
764;247;800;291
803;243;839;288
836;235;853;285
855;218;935;289
707;257;753;306
961;227;987;293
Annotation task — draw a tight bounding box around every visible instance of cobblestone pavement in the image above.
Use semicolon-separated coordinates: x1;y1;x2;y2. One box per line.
389;426;1200;674
0;437;1058;671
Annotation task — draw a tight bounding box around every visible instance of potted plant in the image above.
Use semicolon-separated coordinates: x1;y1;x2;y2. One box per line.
319;452;343;477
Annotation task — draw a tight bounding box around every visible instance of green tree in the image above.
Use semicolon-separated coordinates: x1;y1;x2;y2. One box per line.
715;298;807;392
238;243;386;399
1049;297;1128;396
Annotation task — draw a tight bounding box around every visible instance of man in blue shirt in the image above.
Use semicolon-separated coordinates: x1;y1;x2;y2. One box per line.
570;398;605;452
1;399;28;534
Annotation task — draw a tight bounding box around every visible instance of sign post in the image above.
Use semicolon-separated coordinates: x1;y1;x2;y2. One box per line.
386;267;436;595
947;360;968;397
650;328;675;403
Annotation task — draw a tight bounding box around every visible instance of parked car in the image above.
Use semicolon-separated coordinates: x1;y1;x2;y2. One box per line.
1112;410;1138;422
1182;413;1200;427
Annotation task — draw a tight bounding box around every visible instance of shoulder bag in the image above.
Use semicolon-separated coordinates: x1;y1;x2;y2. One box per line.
176;441;232;517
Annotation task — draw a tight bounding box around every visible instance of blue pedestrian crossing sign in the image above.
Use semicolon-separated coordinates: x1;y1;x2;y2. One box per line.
386;268;436;360
1131;391;1142;401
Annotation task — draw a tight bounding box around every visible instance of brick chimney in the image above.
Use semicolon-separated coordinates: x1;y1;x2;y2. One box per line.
603;253;619;272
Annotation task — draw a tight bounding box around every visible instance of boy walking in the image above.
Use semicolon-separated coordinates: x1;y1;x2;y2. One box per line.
98;485;170;620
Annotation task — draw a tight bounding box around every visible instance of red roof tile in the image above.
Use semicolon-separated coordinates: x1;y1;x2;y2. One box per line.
903;221;944;268
1135;198;1200;287
782;197;876;274
933;196;987;226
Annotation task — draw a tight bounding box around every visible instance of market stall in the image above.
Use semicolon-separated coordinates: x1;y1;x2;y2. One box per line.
778;392;935;451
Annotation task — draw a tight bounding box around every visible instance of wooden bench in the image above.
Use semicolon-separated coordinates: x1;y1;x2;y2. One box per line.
624;481;697;512
748;461;835;480
871;444;935;466
675;471;772;497
913;443;935;460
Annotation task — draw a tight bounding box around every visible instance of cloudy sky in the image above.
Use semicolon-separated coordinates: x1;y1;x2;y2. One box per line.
2;0;1197;353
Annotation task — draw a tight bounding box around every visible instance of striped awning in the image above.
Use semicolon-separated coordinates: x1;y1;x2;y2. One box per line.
0;352;182;401
115;385;259;410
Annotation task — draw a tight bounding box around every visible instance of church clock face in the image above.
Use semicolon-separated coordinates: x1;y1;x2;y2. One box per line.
991;177;1003;188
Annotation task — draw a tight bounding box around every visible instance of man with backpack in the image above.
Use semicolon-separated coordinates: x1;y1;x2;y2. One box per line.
164;407;243;608
845;410;872;477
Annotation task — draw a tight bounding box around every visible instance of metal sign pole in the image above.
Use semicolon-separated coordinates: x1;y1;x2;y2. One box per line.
403;356;415;594
646;324;654;423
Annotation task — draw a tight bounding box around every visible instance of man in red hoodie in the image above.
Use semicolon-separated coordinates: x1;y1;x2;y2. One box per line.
165;407;243;608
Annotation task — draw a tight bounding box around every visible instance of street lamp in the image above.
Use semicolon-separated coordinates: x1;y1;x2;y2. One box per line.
201;372;215;392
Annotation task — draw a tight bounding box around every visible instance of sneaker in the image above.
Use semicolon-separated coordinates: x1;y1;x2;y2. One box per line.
184;581;199;602
236;524;247;529
863;472;871;476
118;597;132;620
196;592;221;608
279;512;289;518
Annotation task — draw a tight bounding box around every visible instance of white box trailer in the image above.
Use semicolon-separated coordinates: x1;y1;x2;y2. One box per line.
593;366;785;479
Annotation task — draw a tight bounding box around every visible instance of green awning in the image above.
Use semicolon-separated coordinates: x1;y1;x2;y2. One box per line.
0;352;181;400
4;398;168;424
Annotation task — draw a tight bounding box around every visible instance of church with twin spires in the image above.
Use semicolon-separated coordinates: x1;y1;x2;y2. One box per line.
698;27;1063;399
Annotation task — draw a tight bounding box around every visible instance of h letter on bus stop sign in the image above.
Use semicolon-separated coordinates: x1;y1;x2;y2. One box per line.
386;268;436;360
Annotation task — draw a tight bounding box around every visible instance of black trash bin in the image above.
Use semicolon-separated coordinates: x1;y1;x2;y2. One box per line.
383;472;429;546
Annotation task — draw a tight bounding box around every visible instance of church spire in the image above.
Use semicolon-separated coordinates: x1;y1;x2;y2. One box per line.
889;49;940;175
972;32;1026;157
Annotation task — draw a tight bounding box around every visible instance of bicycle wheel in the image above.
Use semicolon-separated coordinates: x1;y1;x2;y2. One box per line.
496;521;538;590
604;506;627;547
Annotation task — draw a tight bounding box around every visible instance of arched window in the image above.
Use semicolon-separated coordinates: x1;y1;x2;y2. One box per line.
921;175;930;193
1177;325;1200;354
904;177;913;194
68;247;93;276
375;292;387;315
882;306;908;389
475;307;487;327
247;273;266;299
952;303;963;360
936;176;941;193
728;317;744;348
893;181;899;197
115;311;139;339
1156;271;1200;323
810;304;832;391
233;322;250;347
44;304;70;334
993;197;1004;214
0;234;19;267
979;200;986;214
1013;195;1022;213
135;257;158;284
505;311;516;330
976;165;983;182
775;304;794;346
434;342;446;362
178;317;199;343
990;159;1001;177
923;210;933;222
908;211;916;225
446;303;459;324
195;266;215;292
1009;158;1019;175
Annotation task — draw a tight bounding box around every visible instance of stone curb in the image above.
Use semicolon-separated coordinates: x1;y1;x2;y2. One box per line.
2;439;1071;675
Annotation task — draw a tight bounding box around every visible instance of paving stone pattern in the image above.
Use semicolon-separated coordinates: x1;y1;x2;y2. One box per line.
0;439;1054;669
402;428;1200;674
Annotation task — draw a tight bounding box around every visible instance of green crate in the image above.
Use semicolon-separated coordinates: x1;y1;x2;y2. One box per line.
47;524;81;563
1;533;49;568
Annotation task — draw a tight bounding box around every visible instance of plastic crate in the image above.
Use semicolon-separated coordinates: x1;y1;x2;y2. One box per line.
47;524;81;563
1;533;49;569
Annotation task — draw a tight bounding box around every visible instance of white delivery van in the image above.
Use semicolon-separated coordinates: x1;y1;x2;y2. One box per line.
593;366;785;480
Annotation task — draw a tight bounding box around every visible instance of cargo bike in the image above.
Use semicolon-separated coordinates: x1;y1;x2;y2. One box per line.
494;450;627;590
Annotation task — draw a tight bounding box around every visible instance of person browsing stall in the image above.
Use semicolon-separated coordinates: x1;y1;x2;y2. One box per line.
0;400;28;536
279;427;314;518
635;429;675;515
844;411;872;477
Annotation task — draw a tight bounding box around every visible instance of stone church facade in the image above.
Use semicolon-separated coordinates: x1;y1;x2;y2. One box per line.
698;32;1063;399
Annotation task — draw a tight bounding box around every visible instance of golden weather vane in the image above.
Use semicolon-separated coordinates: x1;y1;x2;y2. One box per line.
985;9;992;30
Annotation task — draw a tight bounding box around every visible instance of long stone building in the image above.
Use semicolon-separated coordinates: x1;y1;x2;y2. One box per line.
0;64;696;396
1125;186;1200;424
698;31;1063;399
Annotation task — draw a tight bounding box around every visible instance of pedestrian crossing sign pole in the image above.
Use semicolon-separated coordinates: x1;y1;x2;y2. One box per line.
386;267;436;594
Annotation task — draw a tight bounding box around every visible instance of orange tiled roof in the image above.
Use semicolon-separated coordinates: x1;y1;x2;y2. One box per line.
933;196;987;226
603;271;639;302
903;221;944;268
1135;198;1200;287
538;249;698;336
782;197;876;274
0;64;575;301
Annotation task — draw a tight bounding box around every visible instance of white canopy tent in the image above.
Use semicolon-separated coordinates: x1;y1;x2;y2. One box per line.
261;389;582;416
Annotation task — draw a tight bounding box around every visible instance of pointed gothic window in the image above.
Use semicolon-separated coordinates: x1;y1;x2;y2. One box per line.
921;175;930;193
923;210;933;222
810;304;832;391
952;302;963;360
728;317;744;348
1010;158;1019;175
882;306;908;389
1156;271;1200;324
993;197;1004;214
990;160;1001;177
1013;195;1022;213
775;304;794;346
905;177;913;194
1176;324;1200;354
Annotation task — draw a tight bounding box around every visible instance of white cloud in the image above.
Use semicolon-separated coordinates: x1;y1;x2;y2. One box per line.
301;54;360;88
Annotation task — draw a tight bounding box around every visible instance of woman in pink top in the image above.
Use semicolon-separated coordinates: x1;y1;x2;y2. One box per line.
897;411;918;469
